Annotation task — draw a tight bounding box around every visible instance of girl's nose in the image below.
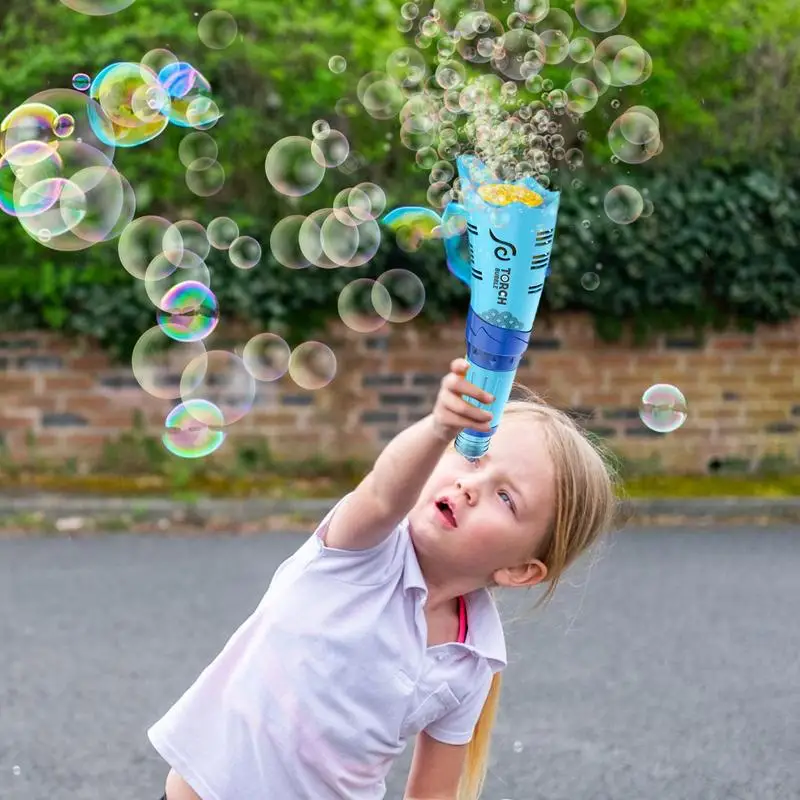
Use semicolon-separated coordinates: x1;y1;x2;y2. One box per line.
455;479;477;504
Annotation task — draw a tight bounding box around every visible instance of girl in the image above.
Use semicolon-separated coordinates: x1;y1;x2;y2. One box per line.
149;357;620;800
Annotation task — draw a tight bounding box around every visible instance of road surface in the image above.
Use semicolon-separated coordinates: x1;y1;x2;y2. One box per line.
1;526;798;800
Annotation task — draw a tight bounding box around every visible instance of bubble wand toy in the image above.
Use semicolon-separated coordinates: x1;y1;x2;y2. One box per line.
384;155;561;461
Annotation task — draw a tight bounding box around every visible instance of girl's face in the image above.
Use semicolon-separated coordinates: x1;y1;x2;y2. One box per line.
409;416;556;589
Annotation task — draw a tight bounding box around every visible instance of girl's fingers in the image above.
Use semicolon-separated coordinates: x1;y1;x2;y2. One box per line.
450;358;469;375
443;392;494;425
444;372;494;405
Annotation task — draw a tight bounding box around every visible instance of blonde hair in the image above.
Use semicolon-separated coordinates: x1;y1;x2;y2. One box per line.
457;385;624;800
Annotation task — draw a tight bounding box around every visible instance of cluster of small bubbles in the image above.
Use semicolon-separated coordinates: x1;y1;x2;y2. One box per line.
581;271;600;291
72;73;91;92
639;383;688;433
197;9;238;50
604;184;644;224
243;332;292;381
328;55;347;73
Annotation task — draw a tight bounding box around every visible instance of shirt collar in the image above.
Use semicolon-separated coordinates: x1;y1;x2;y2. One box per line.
400;521;508;672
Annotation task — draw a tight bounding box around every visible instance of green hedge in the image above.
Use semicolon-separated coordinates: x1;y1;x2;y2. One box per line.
2;161;799;359
1;0;800;359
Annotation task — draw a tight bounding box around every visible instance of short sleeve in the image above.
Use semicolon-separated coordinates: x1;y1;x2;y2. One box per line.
423;667;495;746
307;492;407;586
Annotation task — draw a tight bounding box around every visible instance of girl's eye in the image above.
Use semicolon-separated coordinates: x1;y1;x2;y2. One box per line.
499;490;515;513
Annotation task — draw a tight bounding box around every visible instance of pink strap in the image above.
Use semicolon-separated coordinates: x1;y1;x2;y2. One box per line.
457;596;468;643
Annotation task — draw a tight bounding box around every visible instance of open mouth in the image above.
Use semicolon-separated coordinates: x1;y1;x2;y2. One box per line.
435;499;457;528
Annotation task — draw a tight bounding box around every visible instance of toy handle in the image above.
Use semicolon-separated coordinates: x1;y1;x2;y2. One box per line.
441;201;471;287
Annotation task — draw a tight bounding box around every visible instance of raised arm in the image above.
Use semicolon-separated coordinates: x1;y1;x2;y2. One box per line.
323;359;494;551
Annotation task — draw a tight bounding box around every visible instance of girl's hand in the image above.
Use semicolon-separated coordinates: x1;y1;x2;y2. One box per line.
431;358;495;442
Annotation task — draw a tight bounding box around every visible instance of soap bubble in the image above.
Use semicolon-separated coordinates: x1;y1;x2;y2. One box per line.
162;399;225;459
265;136;326;197
186;97;222;130
427;181;453;209
299;209;340;268
338;278;392;333
569;37;595;64
595;36;651;87
574;0;627;33
58;0;136;15
604;185;643;224
430;161;455;184
539;30;570;65
310;129;350;168
144;253;211;311
639;384;687;433
180;350;257;426
387;47;428;90
612;45;652;86
16;144;136;251
131;325;206;400
229;236;261;269
288;341;337;390
270;215;310;270
185;159;225;197
608;109;661;164
375;269;426;323
312;119;330;139
329;55;347;73
158;62;217;129
493;29;545;81
242;333;292;381
383;207;441;252
178;132;217;168
207;216;239;250
0;142;62;218
321;213;360;265
5;90;114;161
72;73;91;92
580;272;600;291
167;219;210;264
348;182;386;222
141;48;179;75
156;281;220;343
197;10;238;50
53;114;76;139
87;62;169;148
118;216;183;279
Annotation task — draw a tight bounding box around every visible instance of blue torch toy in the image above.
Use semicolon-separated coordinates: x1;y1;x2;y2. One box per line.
384;155;561;461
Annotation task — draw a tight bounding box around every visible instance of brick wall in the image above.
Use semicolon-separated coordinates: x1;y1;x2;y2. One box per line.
1;312;798;475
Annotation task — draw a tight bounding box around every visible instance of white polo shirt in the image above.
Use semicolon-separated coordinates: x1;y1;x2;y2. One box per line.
147;495;507;800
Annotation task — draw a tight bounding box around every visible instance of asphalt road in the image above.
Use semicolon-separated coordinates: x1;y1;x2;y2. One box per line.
1;527;799;800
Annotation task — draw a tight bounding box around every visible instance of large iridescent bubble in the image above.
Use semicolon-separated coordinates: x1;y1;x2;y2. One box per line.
88;63;169;148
